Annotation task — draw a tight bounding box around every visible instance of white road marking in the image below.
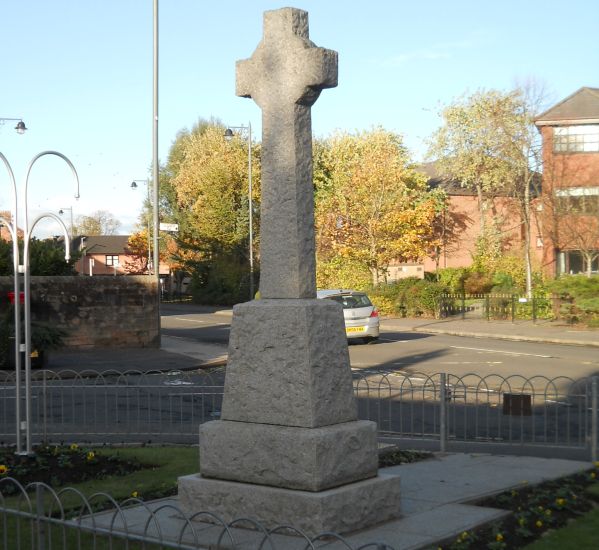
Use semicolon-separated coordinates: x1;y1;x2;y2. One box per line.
170;317;228;326
450;345;553;358
439;361;503;365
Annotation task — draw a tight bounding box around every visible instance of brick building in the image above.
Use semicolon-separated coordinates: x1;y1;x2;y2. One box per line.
535;87;599;276
399;87;598;280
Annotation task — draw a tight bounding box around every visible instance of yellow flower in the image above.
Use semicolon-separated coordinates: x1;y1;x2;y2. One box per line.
496;533;504;542
460;531;469;540
86;452;95;461
0;465;8;475
594;461;599;468
518;517;526;526
70;443;78;451
536;520;543;528
511;490;517;497
556;498;566;507
591;472;596;479
131;491;138;498
545;509;552;516
537;506;544;511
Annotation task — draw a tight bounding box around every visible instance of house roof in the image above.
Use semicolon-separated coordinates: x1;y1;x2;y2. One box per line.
416;162;478;196
535;87;599;125
417;161;541;197
73;235;131;254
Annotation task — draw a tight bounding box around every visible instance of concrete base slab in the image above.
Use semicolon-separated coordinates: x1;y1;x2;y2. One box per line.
178;471;401;536
200;419;378;491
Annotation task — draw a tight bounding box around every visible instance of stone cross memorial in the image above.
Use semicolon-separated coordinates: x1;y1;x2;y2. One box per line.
178;7;401;535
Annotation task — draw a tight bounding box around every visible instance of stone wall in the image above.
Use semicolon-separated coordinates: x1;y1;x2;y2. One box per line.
0;276;159;348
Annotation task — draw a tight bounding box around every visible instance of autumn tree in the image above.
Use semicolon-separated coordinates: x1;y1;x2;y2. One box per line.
124;230;152;274
427;87;545;296
315;128;445;286
159;119;261;304
73;210;122;236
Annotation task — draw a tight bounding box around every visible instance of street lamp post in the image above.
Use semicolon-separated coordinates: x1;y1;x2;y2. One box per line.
0;117;27;134
131;180;153;274
58;207;74;238
0;151;79;455
224;122;254;300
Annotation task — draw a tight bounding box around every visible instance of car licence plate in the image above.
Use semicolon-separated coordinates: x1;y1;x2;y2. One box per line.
346;326;366;334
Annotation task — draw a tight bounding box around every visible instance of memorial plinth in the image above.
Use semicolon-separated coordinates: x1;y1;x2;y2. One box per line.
178;7;401;535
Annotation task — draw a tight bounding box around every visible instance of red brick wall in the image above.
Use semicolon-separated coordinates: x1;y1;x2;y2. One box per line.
538;125;599;274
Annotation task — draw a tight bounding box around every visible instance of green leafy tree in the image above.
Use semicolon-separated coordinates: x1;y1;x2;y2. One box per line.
427;85;545;296
73;210;122;236
159;119;261;304
0;238;78;276
315;128;446;286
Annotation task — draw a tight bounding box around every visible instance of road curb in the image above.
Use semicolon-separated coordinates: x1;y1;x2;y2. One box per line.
409;327;599;348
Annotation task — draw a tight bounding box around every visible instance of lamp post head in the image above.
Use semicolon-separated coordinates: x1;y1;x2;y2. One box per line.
59;209;64;215
15;120;27;134
224;128;234;141
130;181;139;190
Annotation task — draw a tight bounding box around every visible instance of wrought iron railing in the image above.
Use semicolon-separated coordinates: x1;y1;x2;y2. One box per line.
1;368;597;460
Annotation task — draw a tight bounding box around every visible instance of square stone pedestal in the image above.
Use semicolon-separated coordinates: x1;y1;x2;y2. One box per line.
178;472;401;535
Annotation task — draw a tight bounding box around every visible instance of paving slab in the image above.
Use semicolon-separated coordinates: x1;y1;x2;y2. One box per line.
79;452;592;550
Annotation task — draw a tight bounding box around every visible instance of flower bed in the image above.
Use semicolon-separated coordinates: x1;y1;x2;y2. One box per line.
0;444;145;495
437;463;599;549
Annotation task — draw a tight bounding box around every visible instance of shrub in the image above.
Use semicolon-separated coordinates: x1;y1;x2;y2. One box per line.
369;277;421;315
549;275;599;325
434;267;469;293
398;279;449;318
463;271;494;294
370;278;450;318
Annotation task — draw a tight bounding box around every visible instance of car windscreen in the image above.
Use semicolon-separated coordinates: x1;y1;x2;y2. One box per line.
325;294;372;309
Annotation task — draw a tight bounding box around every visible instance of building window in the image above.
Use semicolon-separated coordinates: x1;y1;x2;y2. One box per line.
556;250;599;275
106;255;119;267
553;125;599;153
555;187;599;213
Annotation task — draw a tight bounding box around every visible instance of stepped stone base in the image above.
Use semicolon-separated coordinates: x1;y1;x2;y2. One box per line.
200;419;378;491
178;472;401;535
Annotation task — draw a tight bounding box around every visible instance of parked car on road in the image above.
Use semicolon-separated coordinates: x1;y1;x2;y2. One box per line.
317;289;379;343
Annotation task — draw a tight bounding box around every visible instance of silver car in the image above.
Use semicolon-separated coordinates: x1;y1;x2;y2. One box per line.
317;289;380;342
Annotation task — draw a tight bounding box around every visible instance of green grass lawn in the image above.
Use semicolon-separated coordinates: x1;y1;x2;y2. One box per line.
1;445;200;550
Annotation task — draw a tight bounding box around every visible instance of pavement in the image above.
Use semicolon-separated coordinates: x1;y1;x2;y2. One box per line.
47;313;597;548
86;452;593;550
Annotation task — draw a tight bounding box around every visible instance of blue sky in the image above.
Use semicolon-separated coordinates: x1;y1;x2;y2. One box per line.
1;0;597;236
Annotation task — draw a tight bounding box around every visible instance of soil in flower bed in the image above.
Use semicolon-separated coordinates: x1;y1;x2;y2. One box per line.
435;467;599;549
378;447;433;467
0;444;147;494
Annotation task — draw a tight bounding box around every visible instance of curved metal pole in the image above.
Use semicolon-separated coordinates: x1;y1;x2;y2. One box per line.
21;151;79;455
22;214;70;454
0;152;18;219
23;151;81;232
0;153;24;453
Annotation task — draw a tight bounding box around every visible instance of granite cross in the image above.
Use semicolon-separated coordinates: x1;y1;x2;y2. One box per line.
236;7;337;299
